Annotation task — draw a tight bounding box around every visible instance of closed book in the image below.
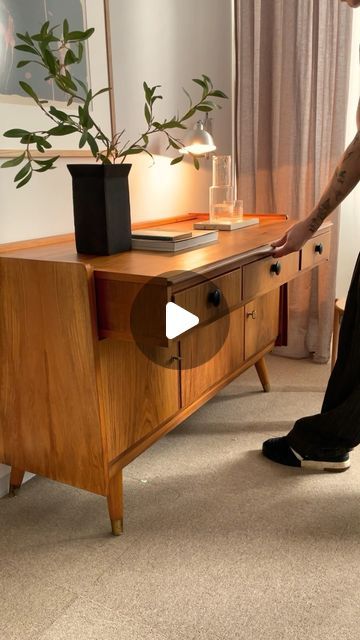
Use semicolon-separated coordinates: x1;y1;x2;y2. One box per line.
131;229;192;241
131;230;218;252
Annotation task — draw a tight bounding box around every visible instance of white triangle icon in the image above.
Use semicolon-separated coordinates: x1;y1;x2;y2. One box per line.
166;302;199;339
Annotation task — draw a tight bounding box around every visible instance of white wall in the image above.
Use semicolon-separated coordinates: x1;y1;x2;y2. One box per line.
108;0;233;221
0;1;232;493
336;10;360;298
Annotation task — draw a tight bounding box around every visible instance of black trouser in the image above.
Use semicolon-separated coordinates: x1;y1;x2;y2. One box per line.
287;253;360;457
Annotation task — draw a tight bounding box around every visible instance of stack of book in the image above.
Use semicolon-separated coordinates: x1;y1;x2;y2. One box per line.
131;229;218;252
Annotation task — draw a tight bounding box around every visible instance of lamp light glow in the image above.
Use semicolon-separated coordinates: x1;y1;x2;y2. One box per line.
181;120;216;155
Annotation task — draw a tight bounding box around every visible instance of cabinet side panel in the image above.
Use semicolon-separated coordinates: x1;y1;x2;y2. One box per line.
0;258;105;494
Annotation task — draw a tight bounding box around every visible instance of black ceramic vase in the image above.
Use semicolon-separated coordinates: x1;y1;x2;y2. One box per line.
67;163;132;255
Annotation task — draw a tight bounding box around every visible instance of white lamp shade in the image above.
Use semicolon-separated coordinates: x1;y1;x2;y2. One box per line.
181;121;216;155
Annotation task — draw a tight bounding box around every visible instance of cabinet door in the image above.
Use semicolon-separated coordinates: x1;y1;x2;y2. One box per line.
244;289;280;360
180;307;244;408
99;340;180;459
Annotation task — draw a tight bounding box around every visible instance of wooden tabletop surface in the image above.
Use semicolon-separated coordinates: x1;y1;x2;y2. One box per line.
0;215;331;285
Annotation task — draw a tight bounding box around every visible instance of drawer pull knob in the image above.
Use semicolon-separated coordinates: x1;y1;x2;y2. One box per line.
247;310;257;320
270;261;281;276
315;243;323;255
208;288;222;307
171;355;183;361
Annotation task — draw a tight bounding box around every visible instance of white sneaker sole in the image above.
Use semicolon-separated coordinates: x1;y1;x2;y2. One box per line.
301;459;350;472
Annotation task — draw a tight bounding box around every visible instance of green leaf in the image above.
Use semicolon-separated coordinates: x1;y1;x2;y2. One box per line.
86;133;99;156
48;125;78;135
77;42;84;63
202;74;213;88
143;81;152;104
67;28;94;41
79;131;87;148
16;32;34;45
170;155;184;166
36;143;44;153
40;21;50;36
16;171;33;188
67;96;74;107
14;162;31;182
49;105;69;121
144;104;151;124
33;136;52;149
3;128;30;138
209;90;228;99
17;60;31;68
1;153;25;168
192;78;207;89
181;107;196;121
19;81;39;102
142;134;149;146
34;156;59;167
75;77;88;94
182;87;193;108
167;138;181;150
64;49;77;66
63;19;69;39
78;105;92;129
15;44;39;55
93;87;111;98
193;157;200;170
196;105;213;112
122;148;143;155
43;49;57;75
60;74;77;91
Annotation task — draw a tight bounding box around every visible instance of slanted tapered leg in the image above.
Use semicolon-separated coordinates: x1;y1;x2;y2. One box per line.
255;356;271;392
107;469;123;536
9;467;25;496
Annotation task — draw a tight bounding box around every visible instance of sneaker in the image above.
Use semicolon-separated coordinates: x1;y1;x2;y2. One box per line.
262;436;350;472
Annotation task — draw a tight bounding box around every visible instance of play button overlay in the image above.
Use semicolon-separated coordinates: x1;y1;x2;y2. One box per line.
130;270;230;370
166;302;199;339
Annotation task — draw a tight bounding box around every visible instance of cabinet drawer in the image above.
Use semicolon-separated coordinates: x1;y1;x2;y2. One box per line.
243;252;299;300
173;268;242;327
301;231;331;270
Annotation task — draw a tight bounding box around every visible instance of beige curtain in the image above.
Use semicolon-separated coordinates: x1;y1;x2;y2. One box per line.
234;0;353;362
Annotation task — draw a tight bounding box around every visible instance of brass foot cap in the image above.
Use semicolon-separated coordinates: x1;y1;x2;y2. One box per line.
111;519;123;536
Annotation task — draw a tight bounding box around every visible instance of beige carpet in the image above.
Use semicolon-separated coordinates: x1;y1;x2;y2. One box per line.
1;354;360;640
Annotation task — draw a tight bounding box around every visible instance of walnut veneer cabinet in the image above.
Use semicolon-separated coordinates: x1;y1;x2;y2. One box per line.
0;216;331;535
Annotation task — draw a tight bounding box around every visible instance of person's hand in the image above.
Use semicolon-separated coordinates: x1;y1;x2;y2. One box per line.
271;219;313;257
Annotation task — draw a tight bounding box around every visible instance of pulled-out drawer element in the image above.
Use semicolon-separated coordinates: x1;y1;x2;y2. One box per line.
173;268;242;328
243;252;299;300
301;231;331;270
94;274;170;346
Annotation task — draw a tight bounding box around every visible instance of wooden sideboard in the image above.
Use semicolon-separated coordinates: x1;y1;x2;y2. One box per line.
0;216;331;535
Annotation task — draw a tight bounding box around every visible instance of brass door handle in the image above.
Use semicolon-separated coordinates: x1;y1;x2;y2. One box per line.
246;310;257;319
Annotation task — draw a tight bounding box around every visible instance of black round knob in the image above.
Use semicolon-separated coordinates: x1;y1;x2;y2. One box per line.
315;243;323;255
270;261;281;276
208;288;222;307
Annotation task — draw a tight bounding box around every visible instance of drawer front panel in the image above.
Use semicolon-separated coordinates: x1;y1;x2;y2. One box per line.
173;268;242;327
180;306;244;407
244;289;280;360
301;231;331;270
243;252;299;300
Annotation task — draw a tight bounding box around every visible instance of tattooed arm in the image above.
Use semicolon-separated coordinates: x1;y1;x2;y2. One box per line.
271;128;360;258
